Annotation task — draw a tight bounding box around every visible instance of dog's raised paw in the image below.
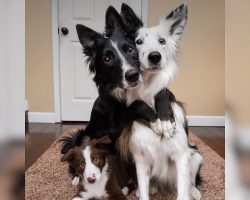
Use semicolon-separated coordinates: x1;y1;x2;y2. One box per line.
71;176;80;187
162;120;176;138
150;119;163;136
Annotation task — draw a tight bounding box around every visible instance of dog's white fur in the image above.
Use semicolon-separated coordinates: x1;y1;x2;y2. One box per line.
121;5;202;200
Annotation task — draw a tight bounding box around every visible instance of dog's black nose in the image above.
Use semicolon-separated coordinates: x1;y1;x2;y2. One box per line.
125;69;139;83
148;52;161;64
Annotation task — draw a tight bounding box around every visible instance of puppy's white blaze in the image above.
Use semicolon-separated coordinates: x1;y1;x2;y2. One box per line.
83;146;101;181
82;146;109;199
122;186;129;195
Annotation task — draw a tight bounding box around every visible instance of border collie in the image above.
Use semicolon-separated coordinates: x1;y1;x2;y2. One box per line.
117;4;203;200
61;135;135;200
61;6;161;185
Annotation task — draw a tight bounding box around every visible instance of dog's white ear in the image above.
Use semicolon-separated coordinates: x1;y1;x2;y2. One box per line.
163;4;188;41
105;6;125;35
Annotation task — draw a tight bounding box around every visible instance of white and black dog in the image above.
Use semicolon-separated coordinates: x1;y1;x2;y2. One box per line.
117;4;203;200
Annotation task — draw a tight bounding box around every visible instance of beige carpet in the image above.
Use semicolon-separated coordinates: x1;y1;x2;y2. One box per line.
25;128;224;200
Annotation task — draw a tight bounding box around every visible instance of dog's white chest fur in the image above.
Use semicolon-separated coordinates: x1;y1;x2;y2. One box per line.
126;61;177;108
129;102;189;183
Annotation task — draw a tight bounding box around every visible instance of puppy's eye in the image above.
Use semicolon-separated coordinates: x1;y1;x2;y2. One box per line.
80;163;85;167
135;39;143;45
103;56;112;64
159;38;166;45
127;47;134;54
93;158;99;164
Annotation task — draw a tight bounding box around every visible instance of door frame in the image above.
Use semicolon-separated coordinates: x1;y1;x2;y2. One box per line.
51;0;148;122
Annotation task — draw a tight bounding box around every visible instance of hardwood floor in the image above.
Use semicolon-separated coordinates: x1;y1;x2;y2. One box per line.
25;123;225;170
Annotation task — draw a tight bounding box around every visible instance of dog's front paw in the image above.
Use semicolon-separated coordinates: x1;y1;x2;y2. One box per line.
71;176;80;187
190;186;201;200
149;184;158;195
72;197;82;200
162;120;176;139
135;188;140;198
150;119;163;136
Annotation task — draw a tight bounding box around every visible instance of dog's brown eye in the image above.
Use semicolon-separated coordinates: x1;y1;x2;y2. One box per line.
103;56;112;64
93;158;99;164
159;38;166;45
136;39;143;45
80;163;85;167
127;47;134;54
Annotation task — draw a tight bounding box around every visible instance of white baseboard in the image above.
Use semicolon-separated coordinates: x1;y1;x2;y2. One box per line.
187;116;225;127
27;112;225;126
28;112;56;123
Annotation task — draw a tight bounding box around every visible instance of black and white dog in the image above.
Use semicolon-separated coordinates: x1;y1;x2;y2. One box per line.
117;4;203;200
61;6;173;186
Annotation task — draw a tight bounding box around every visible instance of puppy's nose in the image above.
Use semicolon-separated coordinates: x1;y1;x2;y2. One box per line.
125;69;139;83
148;52;161;64
87;177;96;184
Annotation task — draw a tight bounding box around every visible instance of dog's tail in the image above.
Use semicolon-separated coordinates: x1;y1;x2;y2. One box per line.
117;122;133;162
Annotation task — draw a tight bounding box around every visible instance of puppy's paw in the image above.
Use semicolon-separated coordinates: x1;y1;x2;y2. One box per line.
149;184;158;195
190;186;201;200
122;186;129;196
150;119;163;136
71;176;80;187
72;197;82;200
135;188;140;198
162;120;176;139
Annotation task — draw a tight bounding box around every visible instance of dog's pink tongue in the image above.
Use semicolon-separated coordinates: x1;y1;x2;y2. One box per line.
87;177;96;184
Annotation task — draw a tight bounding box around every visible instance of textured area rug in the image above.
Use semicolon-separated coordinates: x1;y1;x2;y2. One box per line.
25;128;225;200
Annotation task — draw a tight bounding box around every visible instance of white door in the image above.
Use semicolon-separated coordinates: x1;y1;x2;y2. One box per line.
59;0;144;121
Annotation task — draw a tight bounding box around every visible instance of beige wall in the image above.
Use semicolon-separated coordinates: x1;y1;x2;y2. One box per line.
26;0;225;116
26;0;54;112
225;0;250;124
148;0;225;116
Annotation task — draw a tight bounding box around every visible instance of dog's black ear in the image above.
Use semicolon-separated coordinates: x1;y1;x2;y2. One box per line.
105;6;125;35
76;24;103;73
121;3;143;35
165;4;188;39
76;24;102;49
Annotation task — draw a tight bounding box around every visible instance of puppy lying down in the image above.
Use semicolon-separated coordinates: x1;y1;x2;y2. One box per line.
61;136;135;200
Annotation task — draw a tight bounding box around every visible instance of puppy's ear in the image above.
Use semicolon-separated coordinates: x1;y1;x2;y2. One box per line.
93;136;112;151
60;148;75;162
163;4;188;41
76;24;102;50
105;6;125;35
121;3;143;35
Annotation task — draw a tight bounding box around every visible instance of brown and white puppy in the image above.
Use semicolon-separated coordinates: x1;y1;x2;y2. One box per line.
61;136;134;200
